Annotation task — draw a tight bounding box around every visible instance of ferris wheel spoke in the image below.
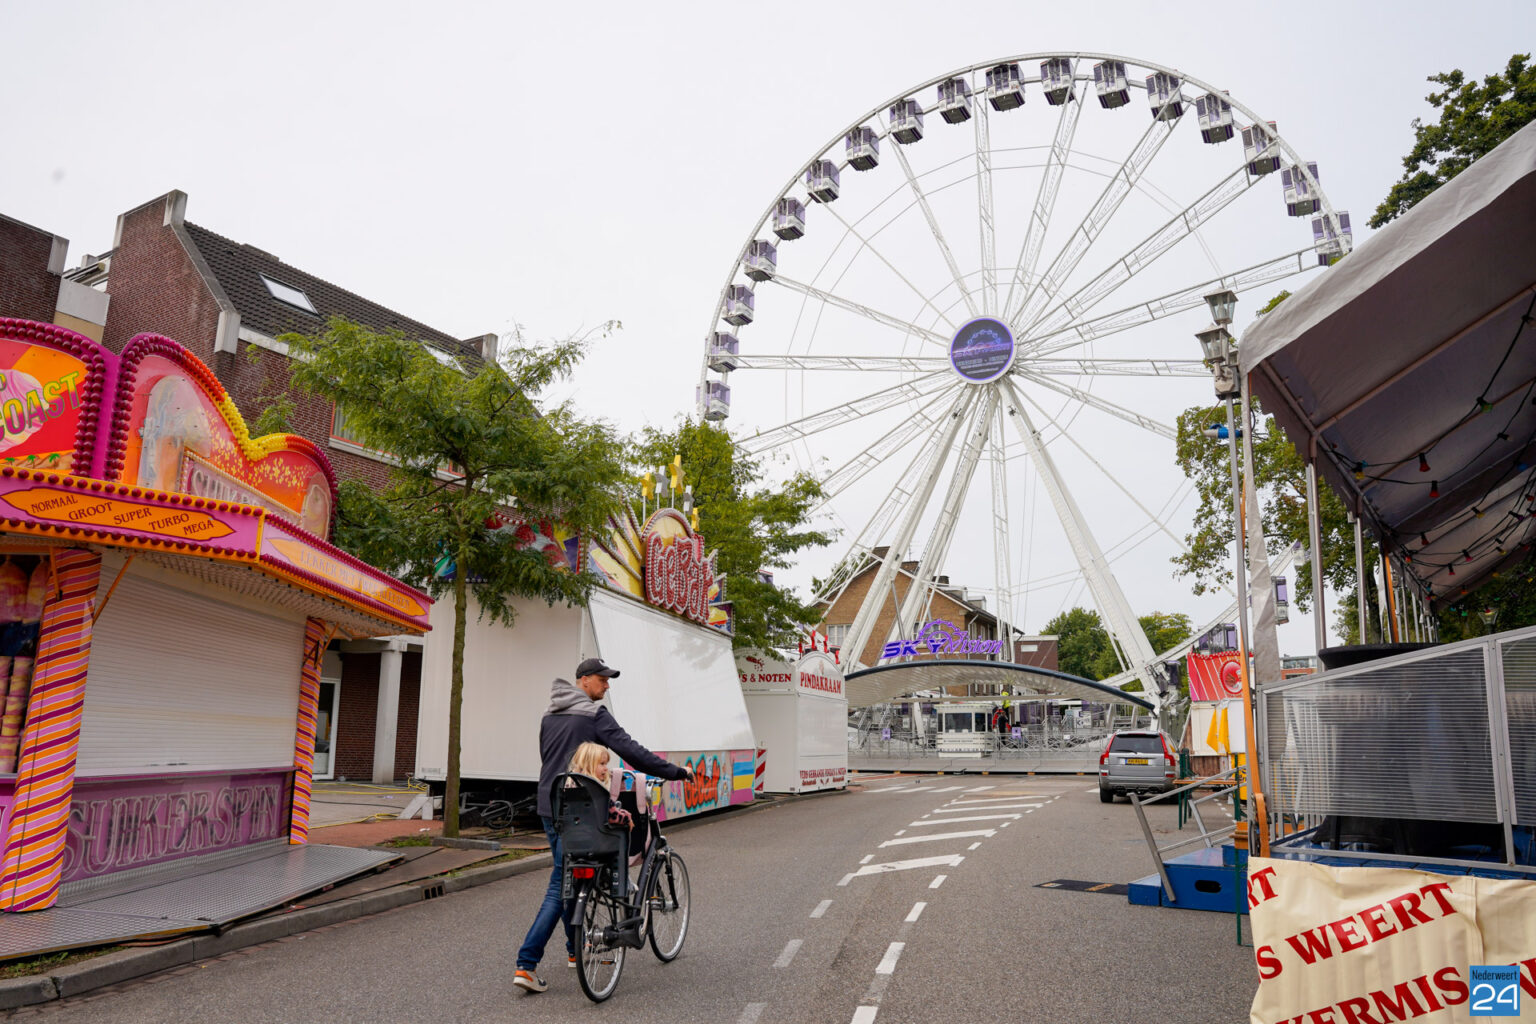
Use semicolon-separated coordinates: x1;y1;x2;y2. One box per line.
768;273;953;349
819;202;960;332
1000;378;1161;696
988;402;1015;659
736;372;952;456
1022;166;1259;341
1014;385;1192;553
1013;371;1176;440
814;388;955;506
839;389;980;668
1000;59;1082;322
1010;111;1183;329
1022;247;1323;358
892;143;979;320
732;354;949;372
1026;358;1206;377
893;387;999;636
974;101;997;313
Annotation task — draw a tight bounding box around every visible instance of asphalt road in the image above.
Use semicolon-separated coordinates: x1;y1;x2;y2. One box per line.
11;775;1259;1023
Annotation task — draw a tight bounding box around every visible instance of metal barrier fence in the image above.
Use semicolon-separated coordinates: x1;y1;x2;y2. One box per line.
1257;625;1536;872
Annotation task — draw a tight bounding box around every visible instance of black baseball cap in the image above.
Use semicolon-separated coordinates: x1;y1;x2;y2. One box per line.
576;658;620;679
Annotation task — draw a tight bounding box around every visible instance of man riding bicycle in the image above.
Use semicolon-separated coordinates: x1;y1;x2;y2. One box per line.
513;658;693;994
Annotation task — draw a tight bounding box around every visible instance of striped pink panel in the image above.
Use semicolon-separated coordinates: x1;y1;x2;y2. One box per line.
288;618;326;845
0;550;101;912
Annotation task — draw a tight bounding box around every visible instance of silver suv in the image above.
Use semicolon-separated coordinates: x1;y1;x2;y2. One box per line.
1098;730;1176;802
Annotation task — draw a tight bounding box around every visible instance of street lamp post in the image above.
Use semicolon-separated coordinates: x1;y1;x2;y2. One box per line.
1196;290;1259;839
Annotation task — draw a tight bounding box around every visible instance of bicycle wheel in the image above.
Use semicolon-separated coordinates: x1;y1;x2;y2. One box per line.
646;850;691;963
573;886;626;1002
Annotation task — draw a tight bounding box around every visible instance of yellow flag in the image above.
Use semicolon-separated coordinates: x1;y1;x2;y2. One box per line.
1206;704;1232;755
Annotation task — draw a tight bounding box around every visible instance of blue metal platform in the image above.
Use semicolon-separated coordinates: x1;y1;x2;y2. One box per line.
1130;844;1248;913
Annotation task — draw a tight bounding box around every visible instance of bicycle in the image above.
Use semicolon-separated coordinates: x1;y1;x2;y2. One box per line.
552;771;691;1002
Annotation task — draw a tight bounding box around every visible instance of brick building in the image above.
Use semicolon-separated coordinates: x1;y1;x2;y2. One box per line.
816;547;1057;693
35;190;500;782
0;212;110;340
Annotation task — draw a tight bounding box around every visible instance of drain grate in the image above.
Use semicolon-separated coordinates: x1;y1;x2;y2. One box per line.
1035;879;1129;896
421;882;446;900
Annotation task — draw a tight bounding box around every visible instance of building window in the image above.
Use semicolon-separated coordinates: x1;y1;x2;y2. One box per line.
260;275;317;314
826;623;849;649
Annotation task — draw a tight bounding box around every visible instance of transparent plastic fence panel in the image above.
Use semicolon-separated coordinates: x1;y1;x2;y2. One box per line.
744;240;778;281
1041;57;1073;105
937;77;973;123
1264;647;1498;823
806;159;840;203
1499;637;1536;824
1145;72;1183;120
1093;60;1129;109
846;126;879;171
889;98;924;144
1195;93;1234;143
707;332;740;373
772;198;805;240
985;63;1024;110
723;284;755;326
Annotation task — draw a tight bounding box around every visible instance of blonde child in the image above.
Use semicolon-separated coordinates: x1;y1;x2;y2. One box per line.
567;742;631;827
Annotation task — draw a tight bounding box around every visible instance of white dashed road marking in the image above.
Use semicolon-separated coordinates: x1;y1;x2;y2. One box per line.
923;785;966;793
968;842;982;850
811;899;832;918
946;797;1044;807
905;901;926;923
860;854;873;864
929;874;947;889
852;1007;879;1024
774;939;803;969
880;829;995;847
907;813;1020;826
843;855;965;882
962;785;996;792
876;942;905;975
932;801;1042;811
739;1003;766;1024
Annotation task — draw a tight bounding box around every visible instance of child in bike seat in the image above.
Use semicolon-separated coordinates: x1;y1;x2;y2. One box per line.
567;742;632;829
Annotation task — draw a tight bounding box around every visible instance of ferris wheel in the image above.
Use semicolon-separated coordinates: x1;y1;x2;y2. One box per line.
696;53;1351;701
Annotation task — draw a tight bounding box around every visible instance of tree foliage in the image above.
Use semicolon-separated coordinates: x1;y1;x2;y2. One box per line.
630;420;832;651
1370;53;1536;228
279;318;628;835
1041;607;1194;685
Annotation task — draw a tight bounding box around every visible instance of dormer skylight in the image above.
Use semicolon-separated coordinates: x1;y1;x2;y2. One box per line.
261;275;317;314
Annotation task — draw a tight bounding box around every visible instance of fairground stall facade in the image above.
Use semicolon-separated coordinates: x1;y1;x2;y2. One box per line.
0;317;430;922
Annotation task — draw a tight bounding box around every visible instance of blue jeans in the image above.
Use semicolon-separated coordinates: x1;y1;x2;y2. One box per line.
516;817;575;971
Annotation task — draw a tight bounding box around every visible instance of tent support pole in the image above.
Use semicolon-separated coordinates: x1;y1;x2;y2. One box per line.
1306;455;1326;652
1354;510;1367;643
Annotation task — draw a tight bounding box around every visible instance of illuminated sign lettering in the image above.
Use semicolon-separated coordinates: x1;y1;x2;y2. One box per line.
881;618;1003;660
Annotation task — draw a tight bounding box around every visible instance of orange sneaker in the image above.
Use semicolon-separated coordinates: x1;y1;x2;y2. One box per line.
513;969;547;993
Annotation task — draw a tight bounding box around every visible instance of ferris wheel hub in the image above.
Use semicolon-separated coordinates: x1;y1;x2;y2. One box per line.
948;316;1017;384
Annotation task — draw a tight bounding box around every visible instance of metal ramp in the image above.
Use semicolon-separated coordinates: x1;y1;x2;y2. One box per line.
1;842;399;961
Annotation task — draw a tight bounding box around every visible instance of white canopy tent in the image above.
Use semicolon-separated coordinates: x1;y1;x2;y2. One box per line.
1241;120;1536;612
843;660;1154;710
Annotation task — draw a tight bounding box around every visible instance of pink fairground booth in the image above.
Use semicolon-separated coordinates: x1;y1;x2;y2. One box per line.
0;318;430;918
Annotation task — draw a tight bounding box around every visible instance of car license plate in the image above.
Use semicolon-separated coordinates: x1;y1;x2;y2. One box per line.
1125;757;1149;765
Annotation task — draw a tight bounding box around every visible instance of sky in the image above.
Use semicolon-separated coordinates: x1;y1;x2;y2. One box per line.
3;1;1530;657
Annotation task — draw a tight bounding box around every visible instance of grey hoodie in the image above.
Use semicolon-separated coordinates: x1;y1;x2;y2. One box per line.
535;677;686;818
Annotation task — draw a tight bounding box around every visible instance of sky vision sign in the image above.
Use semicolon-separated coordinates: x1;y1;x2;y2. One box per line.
881;618;1003;660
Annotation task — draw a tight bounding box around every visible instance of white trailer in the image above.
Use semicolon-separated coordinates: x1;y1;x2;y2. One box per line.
737;647;847;793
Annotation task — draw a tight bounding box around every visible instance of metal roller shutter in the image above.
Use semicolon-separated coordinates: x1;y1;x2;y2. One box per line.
77;564;306;775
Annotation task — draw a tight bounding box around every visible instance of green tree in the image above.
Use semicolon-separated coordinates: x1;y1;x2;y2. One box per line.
1435;568;1536;642
630;420;832;650
1370;54;1536;228
1042;607;1112;680
1087;611;1197;686
279;318;628;836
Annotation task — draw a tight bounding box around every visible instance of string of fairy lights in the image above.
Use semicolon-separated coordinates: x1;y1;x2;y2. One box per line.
1328;296;1536;605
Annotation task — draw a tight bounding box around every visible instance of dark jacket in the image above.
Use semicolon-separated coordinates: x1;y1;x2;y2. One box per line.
535;677;686;818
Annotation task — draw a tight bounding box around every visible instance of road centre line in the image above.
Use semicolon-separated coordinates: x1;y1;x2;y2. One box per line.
880;829;995;847
894;830;905;836
876;942;905;975
930;874;947;888
908;814;1021;826
968;842;982;850
811;899;832;918
739;1003;766;1024
905;901;926;923
852;1007;879;1024
944;797;1045;807
774;939;803;969
924;785;965;793
843;855;965;883
962;785;996;792
860;854;873;863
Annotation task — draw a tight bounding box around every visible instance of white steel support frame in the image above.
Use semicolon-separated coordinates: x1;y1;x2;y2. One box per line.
1001;378;1161;702
889;388;1000;649
840;389;979;667
974;102;997;313
1002;58;1081;321
989;403;1015;661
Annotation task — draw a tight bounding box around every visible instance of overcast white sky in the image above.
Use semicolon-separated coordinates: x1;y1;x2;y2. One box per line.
3;1;1530;654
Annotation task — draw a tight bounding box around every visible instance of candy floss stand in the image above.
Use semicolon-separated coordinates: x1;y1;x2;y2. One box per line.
737;642;847;794
0;318;431;958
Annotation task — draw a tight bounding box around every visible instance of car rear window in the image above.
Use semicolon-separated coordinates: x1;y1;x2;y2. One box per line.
1110;735;1163;754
